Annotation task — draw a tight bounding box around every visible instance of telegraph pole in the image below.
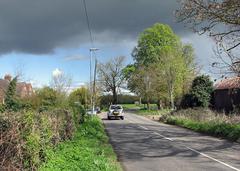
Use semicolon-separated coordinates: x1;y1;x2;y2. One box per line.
89;48;99;114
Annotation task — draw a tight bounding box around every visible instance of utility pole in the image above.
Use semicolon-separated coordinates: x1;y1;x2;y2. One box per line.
93;58;97;114
89;48;99;115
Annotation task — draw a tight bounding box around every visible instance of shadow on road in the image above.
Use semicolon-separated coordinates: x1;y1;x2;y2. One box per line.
103;118;240;168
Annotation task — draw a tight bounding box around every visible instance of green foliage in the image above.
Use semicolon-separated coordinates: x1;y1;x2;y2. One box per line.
133;23;180;65
39;117;122;171
100;95;139;107
4;77;21;111
0;109;76;170
122;64;136;80
160;108;240;141
181;75;214;108
137;109;170;116
68;87;90;108
35;87;58;112
71;104;86;124
68;88;88;124
126;23;196;109
164;117;240;141
0;104;5;113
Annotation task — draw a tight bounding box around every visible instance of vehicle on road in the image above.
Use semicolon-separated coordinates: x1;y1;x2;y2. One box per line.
107;105;124;120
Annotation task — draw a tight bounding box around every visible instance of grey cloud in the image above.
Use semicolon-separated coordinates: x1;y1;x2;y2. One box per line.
0;0;187;54
64;54;87;61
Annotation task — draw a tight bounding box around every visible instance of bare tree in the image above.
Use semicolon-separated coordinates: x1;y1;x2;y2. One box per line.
98;56;126;104
51;69;72;93
176;0;240;75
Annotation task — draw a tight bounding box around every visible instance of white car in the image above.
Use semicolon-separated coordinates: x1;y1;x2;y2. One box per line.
107;105;124;120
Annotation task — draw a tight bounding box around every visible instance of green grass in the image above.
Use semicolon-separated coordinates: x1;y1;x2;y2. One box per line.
39;116;122;171
121;104;142;110
164;116;240;141
137;109;170;116
121;103;158;110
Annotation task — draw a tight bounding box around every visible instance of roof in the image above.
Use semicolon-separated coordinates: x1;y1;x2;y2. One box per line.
215;77;240;90
0;78;33;99
0;79;9;92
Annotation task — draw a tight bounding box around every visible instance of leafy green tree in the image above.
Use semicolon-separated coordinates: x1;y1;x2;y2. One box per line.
127;23;196;109
4;76;21;111
132;23;180;65
157;50;187;109
191;75;214;107
68;87;90;108
181;75;214;108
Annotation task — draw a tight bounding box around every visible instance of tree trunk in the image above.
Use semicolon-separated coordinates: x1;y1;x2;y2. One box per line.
170;89;175;110
157;99;162;110
147;96;150;110
112;88;118;104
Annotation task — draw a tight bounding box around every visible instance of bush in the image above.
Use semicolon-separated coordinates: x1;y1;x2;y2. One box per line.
181;75;213;108
0;109;76;170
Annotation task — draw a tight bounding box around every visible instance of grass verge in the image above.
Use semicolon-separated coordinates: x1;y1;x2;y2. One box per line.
137;109;170;116
161;109;240;141
40;116;122;171
121;104;158;111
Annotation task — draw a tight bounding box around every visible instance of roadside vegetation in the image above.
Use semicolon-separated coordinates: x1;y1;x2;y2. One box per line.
0;76;120;170
137;109;170;116
160;108;240;141
40;116;121;171
159;76;240;141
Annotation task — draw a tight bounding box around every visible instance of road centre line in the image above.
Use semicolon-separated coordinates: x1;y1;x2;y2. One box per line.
185;146;240;171
151;130;239;171
152;132;174;141
139;125;149;130
122;115;240;171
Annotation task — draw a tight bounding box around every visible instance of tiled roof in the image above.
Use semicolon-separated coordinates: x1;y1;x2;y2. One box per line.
215;77;240;90
0;78;33;99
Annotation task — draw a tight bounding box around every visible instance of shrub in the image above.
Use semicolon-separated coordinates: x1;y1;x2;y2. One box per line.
181;75;214;108
35;87;58;112
4;77;22;112
0;109;76;170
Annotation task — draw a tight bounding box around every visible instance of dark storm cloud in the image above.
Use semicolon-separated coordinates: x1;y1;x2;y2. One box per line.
0;0;186;54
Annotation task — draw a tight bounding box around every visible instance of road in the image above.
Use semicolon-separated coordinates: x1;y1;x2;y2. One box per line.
100;112;240;171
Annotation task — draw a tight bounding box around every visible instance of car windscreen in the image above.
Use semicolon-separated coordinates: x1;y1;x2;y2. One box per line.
110;106;122;110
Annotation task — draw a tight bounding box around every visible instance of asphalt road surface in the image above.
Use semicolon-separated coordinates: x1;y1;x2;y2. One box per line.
100;112;240;171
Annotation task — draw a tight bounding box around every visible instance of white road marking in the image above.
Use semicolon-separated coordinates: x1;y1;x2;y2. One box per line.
153;132;173;141
152;131;239;171
139;125;148;130
124;114;240;171
185;147;240;171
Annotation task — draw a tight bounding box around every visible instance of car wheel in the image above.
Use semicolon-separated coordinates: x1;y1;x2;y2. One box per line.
108;116;111;120
120;116;124;120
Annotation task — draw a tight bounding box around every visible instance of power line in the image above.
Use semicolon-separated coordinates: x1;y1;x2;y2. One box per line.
82;0;94;47
82;0;99;114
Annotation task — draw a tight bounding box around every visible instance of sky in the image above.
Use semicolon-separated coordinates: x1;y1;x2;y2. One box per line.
0;0;217;88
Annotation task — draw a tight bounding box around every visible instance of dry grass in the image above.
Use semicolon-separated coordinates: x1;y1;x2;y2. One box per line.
167;108;240;124
160;108;240;141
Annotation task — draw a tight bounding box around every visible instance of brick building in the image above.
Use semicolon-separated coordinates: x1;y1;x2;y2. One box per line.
0;74;33;104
